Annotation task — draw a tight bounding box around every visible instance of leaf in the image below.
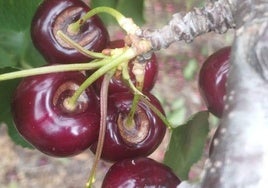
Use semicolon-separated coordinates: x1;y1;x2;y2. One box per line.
164;111;209;180
91;0;145;25
0;0;42;31
0;29;46;69
91;0;118;25
0;67;33;148
183;59;198;80
116;0;145;25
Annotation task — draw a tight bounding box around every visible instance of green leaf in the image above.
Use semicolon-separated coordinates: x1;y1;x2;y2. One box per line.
183;59;198;80
164;111;209;180
0;67;33;148
0;29;46;69
91;0;145;25
116;0;145;25
0;0;42;31
91;0;118;25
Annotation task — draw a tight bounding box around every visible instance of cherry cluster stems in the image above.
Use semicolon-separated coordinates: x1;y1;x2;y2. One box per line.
137;0;235;51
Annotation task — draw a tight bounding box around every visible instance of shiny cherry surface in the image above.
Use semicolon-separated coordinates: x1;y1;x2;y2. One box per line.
31;0;109;64
94;40;158;94
90;92;166;161
12;71;100;157
102;157;181;188
198;46;231;117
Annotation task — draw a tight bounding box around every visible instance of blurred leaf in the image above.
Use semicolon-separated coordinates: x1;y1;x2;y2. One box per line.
0;29;46;69
91;0;118;25
167;98;187;127
91;0;145;25
116;0;145;25
0;0;42;31
164;111;209;180
183;59;198;80
168;108;187;127
0;67;33;148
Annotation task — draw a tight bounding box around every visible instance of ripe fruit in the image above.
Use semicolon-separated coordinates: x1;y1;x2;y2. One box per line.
93;40;158;94
11;71;100;157
198;46;231;117
90;92;166;161
102;157;181;188
31;0;109;64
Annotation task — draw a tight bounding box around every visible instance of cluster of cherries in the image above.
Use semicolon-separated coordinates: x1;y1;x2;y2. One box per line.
10;0;181;187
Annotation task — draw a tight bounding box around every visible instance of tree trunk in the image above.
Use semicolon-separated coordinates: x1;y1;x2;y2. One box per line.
201;0;268;187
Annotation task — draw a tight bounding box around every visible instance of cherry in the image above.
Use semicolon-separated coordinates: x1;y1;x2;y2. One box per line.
11;71;100;157
198;46;231;117
31;0;109;64
93;40;158;94
90;92;166;161
102;157;181;188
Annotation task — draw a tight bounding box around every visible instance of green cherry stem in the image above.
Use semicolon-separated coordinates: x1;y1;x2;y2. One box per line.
68;6;140;35
0;61;107;81
121;63;143;126
57;30;108;59
122;62;145;97
68;47;136;107
140;96;173;130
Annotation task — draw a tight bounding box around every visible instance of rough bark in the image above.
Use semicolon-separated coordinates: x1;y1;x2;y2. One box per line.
139;0;268;187
138;0;235;50
201;0;268;187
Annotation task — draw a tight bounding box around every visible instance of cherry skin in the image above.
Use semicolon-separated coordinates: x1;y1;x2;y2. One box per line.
11;71;100;157
90;92;166;161
31;0;109;64
198;46;231;118
93;40;158;94
102;157;181;188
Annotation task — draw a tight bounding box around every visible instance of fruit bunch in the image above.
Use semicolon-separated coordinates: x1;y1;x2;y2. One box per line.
0;0;181;187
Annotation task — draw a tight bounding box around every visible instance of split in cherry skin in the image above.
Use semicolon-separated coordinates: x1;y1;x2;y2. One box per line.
31;0;109;64
93;40;159;94
90;91;167;162
198;46;231;118
102;157;181;188
11;71;100;157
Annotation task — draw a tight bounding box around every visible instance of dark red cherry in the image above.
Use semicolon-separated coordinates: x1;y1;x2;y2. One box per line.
198;46;231;117
90;92;166;161
102;157;181;188
31;0;109;64
93;40;158;94
11;71;100;157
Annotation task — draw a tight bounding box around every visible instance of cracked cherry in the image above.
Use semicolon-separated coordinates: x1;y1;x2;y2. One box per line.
11;71;100;157
102;157;181;188
93;40;158;94
90;92;166;161
31;0;109;64
198;46;231;117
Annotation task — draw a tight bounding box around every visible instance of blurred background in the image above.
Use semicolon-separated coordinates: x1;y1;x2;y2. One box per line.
0;0;233;187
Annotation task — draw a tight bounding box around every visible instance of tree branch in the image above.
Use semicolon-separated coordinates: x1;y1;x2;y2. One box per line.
138;0;235;50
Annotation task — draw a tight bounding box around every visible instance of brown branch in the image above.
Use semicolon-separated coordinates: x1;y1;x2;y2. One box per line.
138;0;235;50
